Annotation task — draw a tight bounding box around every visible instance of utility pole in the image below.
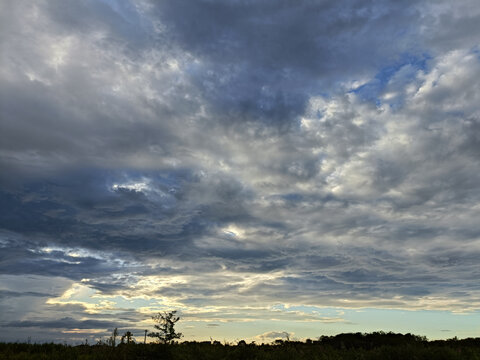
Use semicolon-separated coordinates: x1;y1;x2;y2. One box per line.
144;329;147;344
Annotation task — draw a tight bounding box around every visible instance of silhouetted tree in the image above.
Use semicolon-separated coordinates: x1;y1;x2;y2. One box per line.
148;311;183;344
121;331;134;344
108;328;118;347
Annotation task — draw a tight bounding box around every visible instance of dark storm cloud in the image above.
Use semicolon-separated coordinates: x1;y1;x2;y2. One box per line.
148;0;422;126
0;168;255;256
6;317;128;330
0;290;53;299
0;228;132;280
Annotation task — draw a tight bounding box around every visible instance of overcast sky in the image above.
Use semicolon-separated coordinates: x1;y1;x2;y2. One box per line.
1;0;480;343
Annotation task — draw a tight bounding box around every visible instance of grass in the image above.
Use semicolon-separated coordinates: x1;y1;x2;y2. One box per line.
1;332;480;360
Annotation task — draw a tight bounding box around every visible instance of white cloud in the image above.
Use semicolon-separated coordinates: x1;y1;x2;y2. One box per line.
255;331;294;342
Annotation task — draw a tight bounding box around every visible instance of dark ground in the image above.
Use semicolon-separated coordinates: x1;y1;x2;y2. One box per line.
1;332;480;359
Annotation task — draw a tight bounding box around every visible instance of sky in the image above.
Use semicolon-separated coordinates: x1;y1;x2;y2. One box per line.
1;0;480;344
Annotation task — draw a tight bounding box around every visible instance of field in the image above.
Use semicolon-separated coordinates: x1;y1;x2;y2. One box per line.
1;333;480;360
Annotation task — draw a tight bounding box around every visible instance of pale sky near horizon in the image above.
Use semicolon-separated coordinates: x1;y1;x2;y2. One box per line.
1;0;480;344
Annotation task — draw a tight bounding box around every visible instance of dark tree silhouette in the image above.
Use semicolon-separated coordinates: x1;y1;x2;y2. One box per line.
121;331;134;344
108;328;118;347
148;311;183;344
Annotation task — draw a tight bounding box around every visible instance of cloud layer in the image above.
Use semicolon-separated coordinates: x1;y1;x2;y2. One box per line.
1;0;480;342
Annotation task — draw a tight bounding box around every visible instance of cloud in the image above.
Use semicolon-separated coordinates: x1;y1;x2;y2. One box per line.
1;0;480;342
149;0;423;124
0;290;53;299
5;317;128;330
255;331;293;342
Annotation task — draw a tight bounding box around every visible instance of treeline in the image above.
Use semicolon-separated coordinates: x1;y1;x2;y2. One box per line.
1;332;480;360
